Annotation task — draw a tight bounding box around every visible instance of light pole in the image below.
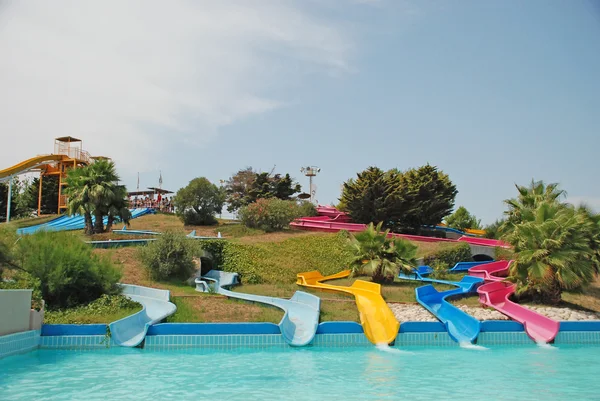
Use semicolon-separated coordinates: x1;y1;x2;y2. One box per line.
6;176;13;222
300;166;320;204
219;179;225;219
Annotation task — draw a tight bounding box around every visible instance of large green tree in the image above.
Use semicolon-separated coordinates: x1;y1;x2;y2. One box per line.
445;206;481;232
64;160;131;235
174;177;225;225
338;166;390;225
339;164;457;233
26;176;59;214
395;165;458;232
0;179;32;222
224;167;301;212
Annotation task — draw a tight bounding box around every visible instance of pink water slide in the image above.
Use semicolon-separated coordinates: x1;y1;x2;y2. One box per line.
292;206;509;247
469;261;560;343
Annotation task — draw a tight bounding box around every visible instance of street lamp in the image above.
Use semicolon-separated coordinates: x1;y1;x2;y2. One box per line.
300;166;320;204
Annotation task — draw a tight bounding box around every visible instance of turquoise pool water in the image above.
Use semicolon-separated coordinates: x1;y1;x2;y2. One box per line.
1;345;600;400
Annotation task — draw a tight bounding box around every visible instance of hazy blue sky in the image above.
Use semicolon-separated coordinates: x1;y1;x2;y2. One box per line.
1;1;599;223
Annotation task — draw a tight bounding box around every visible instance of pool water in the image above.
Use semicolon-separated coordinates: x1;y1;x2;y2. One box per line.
1;345;600;400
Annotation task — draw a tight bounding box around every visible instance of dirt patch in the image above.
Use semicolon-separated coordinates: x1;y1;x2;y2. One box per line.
95;247;149;286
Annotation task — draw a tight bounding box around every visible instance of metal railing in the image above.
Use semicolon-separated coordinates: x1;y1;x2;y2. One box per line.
55;144;91;164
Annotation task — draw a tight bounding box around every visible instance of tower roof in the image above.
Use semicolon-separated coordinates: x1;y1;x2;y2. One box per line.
55;136;82;143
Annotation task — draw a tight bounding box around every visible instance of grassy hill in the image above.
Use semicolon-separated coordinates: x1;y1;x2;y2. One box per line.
30;211;594;324
90;214;479;324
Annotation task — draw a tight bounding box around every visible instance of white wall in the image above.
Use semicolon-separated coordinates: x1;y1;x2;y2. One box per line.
0;290;33;336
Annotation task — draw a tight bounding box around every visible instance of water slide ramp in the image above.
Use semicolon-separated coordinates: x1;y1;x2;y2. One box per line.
17;208;153;234
398;269;484;343
109;284;177;347
469;261;560;343
477;281;559;343
0;154;68;181
195;270;320;346
296;270;399;345
415;277;483;343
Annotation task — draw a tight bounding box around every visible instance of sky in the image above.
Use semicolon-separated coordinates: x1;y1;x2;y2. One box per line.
1;0;599;224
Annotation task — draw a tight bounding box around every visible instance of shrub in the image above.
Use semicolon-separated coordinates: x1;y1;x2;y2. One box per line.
445;206;481;231
297;201;317;218
0;224;18;278
44;294;142;324
239;198;310;232
430;260;449;280
422;243;472;269
139;231;199;281
15;231;122;309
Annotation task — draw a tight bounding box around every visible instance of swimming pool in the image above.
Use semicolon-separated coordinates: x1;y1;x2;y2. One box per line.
1;345;599;400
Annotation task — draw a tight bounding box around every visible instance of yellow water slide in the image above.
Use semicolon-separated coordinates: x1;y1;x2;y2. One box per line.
0;154;67;180
296;270;399;345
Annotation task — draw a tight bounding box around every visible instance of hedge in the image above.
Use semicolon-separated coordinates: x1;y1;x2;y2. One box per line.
422;242;472;269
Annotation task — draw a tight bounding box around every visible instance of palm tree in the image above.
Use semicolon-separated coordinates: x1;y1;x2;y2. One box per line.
505;200;596;304
64;168;94;235
502;180;566;229
104;185;131;233
65;160;130;234
346;222;418;283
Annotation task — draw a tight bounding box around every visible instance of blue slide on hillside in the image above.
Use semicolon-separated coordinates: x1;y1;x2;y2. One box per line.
195;270;320;346
399;268;484;343
109;284;177;347
17;208;154;235
449;261;494;272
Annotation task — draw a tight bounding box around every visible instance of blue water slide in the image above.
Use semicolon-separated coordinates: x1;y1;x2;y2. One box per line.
17;208;154;234
415;276;483;343
195;270;320;346
112;226;162;236
109;284;177;347
449;260;494;272
399;268;484;343
187;230;223;239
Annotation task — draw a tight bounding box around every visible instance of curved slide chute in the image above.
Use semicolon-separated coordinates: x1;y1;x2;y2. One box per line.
398;269;483;343
17;208;153;235
296;270;399;345
0;154;68;182
196;270;320;346
469;260;560;343
109;284;177;347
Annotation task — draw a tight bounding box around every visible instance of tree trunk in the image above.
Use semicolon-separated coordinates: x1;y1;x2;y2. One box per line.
93;211;105;234
82;212;94;235
541;279;563;305
106;215;114;233
371;264;390;283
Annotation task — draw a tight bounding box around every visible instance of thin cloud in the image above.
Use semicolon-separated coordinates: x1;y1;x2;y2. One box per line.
0;0;351;171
